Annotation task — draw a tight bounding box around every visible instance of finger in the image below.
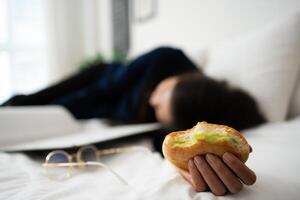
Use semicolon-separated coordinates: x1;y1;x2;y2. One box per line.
194;156;227;196
178;168;193;184
206;154;243;194
188;159;208;192
178;168;201;191
223;152;256;185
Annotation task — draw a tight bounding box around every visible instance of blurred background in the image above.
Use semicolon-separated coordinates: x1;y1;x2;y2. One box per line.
1;0;300;104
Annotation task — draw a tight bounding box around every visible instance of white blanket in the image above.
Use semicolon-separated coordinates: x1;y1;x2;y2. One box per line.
1;117;300;200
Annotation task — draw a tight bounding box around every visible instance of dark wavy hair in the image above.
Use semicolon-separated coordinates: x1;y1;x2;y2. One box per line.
170;73;266;130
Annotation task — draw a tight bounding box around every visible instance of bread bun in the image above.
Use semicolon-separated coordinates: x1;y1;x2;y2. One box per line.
162;121;250;171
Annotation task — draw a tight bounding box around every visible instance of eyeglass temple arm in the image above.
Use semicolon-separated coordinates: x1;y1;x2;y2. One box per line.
86;161;128;185
43;162;128;185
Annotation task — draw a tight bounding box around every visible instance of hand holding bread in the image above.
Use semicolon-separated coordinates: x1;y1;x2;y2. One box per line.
162;122;256;196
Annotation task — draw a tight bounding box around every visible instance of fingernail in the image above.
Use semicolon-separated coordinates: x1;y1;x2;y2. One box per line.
194;155;205;165
206;154;217;163
188;159;194;168
223;152;234;163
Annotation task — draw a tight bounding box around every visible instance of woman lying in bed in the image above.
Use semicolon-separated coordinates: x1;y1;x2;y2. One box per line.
2;47;265;196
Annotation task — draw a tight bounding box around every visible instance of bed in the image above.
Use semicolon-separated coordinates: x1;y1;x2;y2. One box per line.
0;116;300;200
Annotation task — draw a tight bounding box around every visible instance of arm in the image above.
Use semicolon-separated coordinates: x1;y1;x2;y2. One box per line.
179;152;256;196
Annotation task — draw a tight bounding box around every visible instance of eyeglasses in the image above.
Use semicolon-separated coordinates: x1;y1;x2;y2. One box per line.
42;145;150;185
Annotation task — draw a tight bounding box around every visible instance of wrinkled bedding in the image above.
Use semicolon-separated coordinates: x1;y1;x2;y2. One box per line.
1;117;300;200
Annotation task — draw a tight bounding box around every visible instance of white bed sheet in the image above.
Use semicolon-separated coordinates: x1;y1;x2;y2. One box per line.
1;117;300;200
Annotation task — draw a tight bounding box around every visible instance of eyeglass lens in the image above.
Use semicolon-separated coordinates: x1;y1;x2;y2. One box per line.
49;152;69;163
46;152;70;180
79;146;98;162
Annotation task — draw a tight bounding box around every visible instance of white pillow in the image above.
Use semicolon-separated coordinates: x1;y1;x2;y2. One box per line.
185;48;208;70
205;13;300;122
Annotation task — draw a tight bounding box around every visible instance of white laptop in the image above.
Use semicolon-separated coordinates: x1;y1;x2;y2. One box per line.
0;106;161;151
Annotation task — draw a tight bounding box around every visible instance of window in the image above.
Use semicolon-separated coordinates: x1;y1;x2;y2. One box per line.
0;0;47;103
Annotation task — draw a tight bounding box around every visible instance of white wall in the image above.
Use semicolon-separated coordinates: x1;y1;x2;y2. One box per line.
130;0;300;64
45;0;114;83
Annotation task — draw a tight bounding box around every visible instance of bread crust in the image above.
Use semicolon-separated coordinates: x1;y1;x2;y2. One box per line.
162;122;250;171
